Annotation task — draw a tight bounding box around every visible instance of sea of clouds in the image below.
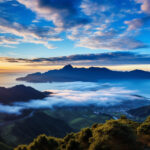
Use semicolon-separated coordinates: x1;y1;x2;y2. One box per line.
0;81;149;114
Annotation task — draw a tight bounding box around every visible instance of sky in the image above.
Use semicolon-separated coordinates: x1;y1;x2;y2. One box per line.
0;0;150;71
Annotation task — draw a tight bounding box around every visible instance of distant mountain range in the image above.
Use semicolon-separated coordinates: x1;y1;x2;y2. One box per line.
0;85;50;105
16;64;150;83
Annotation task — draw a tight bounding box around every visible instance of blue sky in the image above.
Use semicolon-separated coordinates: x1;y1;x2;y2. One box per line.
0;0;150;69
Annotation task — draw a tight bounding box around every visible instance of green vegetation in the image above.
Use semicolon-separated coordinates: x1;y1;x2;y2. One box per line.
43;107;112;130
14;116;150;150
0;111;72;146
0;107;112;147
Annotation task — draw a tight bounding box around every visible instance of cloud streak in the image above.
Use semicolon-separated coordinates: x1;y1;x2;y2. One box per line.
1;52;150;66
0;17;62;48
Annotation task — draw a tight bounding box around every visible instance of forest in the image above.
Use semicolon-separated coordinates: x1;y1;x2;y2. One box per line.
14;116;150;150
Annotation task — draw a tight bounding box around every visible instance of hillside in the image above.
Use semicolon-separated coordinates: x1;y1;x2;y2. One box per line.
43;107;112;130
0;85;50;104
0;136;12;150
0;142;13;150
0;111;72;146
14;116;150;150
16;65;150;83
0;107;112;147
128;105;150;121
0;142;12;150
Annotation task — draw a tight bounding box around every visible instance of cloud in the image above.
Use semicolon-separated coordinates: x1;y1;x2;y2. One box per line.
1;82;149;114
0;0;11;2
0;36;20;48
17;0;90;29
15;87;137;108
67;24;148;50
0;17;62;48
125;16;150;31
0;104;22;114
0;0;149;50
66;0;148;50
76;34;147;50
126;0;150;32
136;0;150;14
1;52;150;66
125;18;144;30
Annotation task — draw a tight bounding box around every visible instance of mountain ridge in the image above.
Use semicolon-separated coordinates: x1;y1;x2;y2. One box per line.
16;64;150;83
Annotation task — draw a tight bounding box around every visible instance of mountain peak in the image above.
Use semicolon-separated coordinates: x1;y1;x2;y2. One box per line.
62;64;73;70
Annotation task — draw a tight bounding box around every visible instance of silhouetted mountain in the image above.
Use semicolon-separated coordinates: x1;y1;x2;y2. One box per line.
0;85;51;105
16;65;150;83
63;64;74;70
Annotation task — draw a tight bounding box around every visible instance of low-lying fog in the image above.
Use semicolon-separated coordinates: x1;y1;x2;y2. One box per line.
0;72;150;114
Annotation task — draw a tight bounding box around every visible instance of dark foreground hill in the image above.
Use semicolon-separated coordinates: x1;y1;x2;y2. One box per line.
14;116;150;150
16;64;150;83
0;142;12;150
0;85;50;104
0;107;112;147
0;136;12;150
0;111;73;147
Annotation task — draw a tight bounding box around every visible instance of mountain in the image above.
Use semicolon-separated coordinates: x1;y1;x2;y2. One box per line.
0;106;112;147
16;64;150;83
0;85;51;105
15;116;150;150
0;111;73;147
